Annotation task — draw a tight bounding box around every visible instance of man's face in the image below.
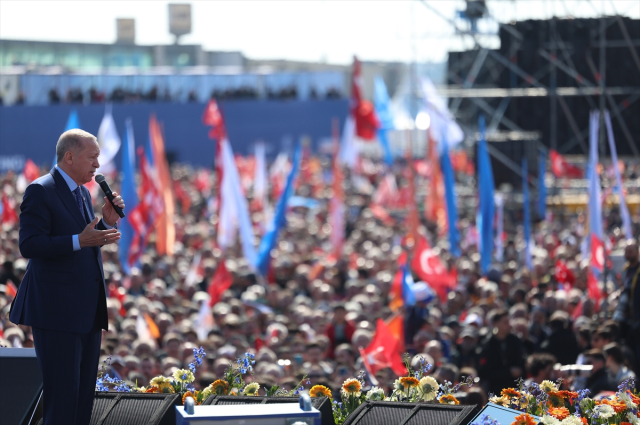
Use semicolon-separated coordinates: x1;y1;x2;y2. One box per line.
66;138;100;185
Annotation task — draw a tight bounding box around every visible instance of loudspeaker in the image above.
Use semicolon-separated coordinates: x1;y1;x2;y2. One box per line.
0;347;43;425
35;392;181;425
202;395;335;425
88;393;181;425
342;401;480;425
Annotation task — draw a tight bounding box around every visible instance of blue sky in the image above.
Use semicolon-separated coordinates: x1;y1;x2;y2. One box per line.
1;1;638;64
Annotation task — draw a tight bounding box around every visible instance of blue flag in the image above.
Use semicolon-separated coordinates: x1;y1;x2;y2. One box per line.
255;144;302;276
588;111;603;240
522;157;532;270
54;109;81;167
401;264;416;307
118;118;139;274
476;115;495;275
440;140;460;257
537;150;547;219
374;77;394;166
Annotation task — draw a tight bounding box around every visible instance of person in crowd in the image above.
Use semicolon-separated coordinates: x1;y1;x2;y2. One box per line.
604;342;636;386
524;353;557;385
582;349;617;396
325;303;354;358
477;309;526;395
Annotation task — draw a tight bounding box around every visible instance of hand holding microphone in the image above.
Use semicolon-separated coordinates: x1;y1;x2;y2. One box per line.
95;173;126;227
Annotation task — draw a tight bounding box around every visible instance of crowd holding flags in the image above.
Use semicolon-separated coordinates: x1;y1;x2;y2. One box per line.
5;54;638;369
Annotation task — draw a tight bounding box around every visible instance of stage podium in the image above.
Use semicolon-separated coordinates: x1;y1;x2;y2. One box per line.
176;394;322;425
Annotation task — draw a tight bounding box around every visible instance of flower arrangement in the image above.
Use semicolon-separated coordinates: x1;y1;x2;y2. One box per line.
479;377;640;425
330;355;478;424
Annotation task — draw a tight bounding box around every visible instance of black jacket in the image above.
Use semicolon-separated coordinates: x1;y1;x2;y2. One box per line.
477;333;526;395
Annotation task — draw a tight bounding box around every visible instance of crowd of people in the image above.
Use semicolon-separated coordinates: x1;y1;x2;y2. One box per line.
41;85;344;105
1;155;640;404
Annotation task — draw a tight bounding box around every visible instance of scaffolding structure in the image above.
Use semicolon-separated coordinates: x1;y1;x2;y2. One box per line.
419;0;640;185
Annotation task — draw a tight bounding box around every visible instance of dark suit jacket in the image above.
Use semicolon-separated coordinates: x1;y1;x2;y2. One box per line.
10;167;108;334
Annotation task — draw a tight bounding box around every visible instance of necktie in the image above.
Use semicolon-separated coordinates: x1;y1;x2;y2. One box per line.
73;187;89;224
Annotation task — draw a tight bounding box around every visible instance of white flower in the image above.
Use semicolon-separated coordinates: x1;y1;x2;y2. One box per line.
627;412;640;425
393;379;405;394
559;416;583;425
619;391;638;409
540;380;559;393
540;415;560;425
243;382;260;396
366;386;385;401
594;404;615;419
419;376;439;401
172;369;195;384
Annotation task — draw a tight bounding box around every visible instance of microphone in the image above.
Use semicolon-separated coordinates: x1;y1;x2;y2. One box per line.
94;174;125;218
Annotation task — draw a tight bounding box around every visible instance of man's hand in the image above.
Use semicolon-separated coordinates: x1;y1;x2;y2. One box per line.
79;217;120;248
102;191;125;227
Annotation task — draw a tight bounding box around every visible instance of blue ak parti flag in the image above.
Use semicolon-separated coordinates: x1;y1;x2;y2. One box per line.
440;137;460;257
537;150;547;219
476;115;495;275
255;143;302;276
522;157;533;270
118;118;139;274
53;109;81;167
373;76;394;166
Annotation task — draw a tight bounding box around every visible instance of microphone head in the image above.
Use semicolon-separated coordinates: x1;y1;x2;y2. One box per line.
94;173;106;184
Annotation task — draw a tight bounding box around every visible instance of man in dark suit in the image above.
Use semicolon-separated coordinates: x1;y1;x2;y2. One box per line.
10;129;125;425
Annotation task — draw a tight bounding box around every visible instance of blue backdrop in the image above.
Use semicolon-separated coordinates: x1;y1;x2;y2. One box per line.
0;100;349;170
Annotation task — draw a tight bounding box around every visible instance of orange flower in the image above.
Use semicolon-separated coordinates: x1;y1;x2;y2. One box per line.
399;377;420;388
630;393;640;405
511;413;536;425
548;407;570;420
145;386;159;393
502;388;522;398
581;419;587;425
309;385;332;398
182;391;194;405
558;390;579;404
601;398;627;413
620;423;633;425
439;394;460;405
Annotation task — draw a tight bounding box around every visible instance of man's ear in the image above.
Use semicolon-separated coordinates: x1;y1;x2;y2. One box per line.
64;150;74;164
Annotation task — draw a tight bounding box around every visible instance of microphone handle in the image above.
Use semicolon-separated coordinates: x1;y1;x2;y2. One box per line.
102;188;126;218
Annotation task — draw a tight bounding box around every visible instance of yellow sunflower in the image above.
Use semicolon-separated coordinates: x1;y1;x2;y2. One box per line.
209;379;229;395
309;385;332;398
341;378;362;396
439;394;460;405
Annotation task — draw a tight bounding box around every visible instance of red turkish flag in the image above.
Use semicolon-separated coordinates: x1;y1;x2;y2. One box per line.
586;269;602;309
23;159;41;183
1;192;18;225
351;57;379;140
554;260;576;287
590;234;605;272
208;260;233;307
550;149;583;178
360;319;406;380
202;99;227;141
411;236;455;301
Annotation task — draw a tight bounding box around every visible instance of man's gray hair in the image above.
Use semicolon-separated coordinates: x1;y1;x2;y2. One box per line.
56;129;96;163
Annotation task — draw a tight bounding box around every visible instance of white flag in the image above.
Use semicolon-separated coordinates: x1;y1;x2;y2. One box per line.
217;138;257;267
195;299;214;341
96;106;121;175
